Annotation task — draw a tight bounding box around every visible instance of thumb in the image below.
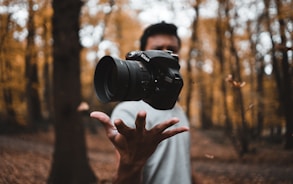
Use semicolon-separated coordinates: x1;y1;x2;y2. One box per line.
90;111;117;136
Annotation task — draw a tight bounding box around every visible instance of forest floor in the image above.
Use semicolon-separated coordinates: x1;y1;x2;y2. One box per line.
0;125;293;184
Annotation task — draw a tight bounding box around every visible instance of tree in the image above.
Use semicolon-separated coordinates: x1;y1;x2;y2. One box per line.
25;0;43;129
0;0;22;130
0;11;17;127
227;1;251;156
247;19;264;138
215;0;232;133
185;2;199;119
264;0;293;149
41;0;53;124
274;0;293;149
48;0;97;183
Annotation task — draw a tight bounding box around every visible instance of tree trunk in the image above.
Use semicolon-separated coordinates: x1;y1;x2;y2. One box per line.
228;21;249;156
215;0;232;132
48;0;98;183
185;2;200;119
275;0;293;149
42;5;53;124
263;0;284;141
199;78;214;129
25;0;43;129
246;20;259;137
0;12;18;128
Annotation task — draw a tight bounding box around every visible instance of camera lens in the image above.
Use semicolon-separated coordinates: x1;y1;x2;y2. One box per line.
105;67;116;97
94;56;129;102
94;56;152;103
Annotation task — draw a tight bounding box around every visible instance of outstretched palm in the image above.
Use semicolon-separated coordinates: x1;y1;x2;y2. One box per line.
90;110;189;184
90;110;188;165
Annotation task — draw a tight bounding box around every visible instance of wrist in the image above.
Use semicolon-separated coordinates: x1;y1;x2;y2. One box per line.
114;161;144;184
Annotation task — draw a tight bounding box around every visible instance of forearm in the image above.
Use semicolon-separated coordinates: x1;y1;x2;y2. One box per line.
113;162;144;184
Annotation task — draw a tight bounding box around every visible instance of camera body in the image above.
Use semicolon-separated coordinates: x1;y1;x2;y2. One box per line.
94;50;183;110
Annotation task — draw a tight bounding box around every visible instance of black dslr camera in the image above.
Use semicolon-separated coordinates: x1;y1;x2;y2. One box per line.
93;50;183;110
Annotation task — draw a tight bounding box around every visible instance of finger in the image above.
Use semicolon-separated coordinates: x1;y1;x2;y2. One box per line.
90;111;110;123
135;111;147;133
153;117;180;134
90;111;117;136
160;126;189;141
114;119;133;137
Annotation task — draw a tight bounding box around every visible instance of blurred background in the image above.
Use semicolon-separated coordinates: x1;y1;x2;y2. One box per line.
0;0;292;183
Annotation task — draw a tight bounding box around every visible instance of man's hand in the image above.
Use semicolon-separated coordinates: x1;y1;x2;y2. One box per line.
90;110;189;184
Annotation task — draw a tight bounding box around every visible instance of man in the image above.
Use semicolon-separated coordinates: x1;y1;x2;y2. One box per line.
91;22;192;184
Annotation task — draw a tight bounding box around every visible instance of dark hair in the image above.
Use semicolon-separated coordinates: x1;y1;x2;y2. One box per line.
139;22;181;51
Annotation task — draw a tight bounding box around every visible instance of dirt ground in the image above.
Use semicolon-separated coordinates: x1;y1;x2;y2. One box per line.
0;126;293;184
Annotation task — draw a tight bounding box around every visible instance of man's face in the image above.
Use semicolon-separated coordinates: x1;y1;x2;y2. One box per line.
145;34;180;54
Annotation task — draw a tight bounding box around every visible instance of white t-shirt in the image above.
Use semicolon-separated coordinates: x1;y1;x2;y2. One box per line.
111;100;192;184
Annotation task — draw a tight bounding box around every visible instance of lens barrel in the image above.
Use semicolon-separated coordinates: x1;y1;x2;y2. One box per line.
94;56;152;103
